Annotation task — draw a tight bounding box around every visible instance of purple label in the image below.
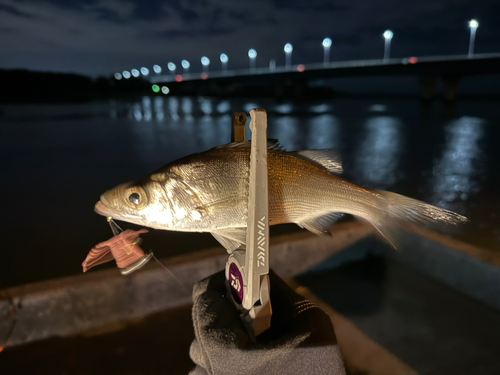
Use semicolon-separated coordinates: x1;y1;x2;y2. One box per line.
228;262;244;304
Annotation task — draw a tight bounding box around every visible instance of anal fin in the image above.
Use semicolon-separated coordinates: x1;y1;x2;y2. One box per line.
297;212;344;236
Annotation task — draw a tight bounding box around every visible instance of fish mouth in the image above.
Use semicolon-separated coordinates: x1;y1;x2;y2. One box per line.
94;200;113;217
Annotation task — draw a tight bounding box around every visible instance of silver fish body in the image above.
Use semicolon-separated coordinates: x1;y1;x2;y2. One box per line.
95;141;467;251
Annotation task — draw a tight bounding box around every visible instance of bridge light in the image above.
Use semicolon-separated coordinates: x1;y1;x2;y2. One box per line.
122;71;131;79
201;56;210;66
167;62;176;75
114;72;122;80
248;49;257;72
322;37;332;65
153;65;162;73
181;60;190;69
175;75;183;82
284;43;293;69
220;53;228;73
201;56;210;74
131;69;140;77
468;19;479;57
382;30;393;61
297;64;305;72
140;67;149;76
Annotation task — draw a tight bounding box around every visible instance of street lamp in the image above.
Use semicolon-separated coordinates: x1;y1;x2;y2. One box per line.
284;43;293;69
383;30;393;61
248;48;257;71
201;56;210;74
153;64;162;74
181;60;190;74
322;37;332;65
167;62;176;75
220;53;228;73
468;19;479;57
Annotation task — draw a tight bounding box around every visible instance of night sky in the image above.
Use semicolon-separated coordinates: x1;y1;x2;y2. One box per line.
1;0;499;77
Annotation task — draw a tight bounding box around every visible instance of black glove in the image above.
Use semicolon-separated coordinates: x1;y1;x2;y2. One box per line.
189;270;345;375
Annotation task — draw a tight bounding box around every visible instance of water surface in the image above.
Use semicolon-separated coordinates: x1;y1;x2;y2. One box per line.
1;96;499;287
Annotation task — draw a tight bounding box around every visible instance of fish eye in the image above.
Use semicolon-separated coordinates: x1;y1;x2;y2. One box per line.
128;192;140;205
124;186;147;208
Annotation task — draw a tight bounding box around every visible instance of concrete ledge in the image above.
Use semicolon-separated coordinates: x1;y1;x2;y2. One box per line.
1;221;370;348
2;221;499;350
388;229;500;310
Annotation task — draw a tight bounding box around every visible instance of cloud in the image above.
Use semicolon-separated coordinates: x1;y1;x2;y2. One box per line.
0;0;498;76
0;2;32;17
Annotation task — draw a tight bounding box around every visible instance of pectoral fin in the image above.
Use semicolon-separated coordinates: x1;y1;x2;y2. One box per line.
211;227;247;253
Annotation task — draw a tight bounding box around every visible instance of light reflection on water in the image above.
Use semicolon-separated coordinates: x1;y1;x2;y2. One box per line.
355;116;402;189
431;116;484;212
168;97;179;121
306;114;340;150
181;97;193;117
154;97;164;121
272;116;300;150
199;98;213;115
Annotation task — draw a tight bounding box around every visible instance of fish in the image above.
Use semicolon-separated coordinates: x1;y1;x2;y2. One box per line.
94;140;467;252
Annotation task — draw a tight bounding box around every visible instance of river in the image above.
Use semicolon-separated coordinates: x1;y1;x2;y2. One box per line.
1;96;499;287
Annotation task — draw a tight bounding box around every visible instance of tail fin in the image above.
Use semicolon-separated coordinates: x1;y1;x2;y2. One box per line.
366;189;468;249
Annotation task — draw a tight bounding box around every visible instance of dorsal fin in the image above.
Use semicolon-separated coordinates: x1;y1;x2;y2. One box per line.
292;149;342;174
215;139;284;151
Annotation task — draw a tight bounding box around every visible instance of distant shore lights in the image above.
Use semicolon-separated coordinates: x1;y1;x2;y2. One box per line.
468;19;479;57
220;53;228;73
383;30;393;61
248;48;257;71
322;38;332;65
201;56;210;74
284;43;293;69
181;60;190;74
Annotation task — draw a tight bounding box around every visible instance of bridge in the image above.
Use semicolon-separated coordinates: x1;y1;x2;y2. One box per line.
149;53;500;100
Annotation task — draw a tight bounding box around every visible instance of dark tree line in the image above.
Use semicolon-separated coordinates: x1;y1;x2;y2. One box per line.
0;69;151;103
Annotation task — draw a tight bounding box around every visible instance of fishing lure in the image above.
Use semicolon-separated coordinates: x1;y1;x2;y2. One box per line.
82;217;152;275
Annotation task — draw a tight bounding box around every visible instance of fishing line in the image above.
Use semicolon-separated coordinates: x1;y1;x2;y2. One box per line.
151;254;190;293
104;217;189;292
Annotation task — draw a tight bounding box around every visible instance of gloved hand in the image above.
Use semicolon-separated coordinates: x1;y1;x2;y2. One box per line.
189;270;345;375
